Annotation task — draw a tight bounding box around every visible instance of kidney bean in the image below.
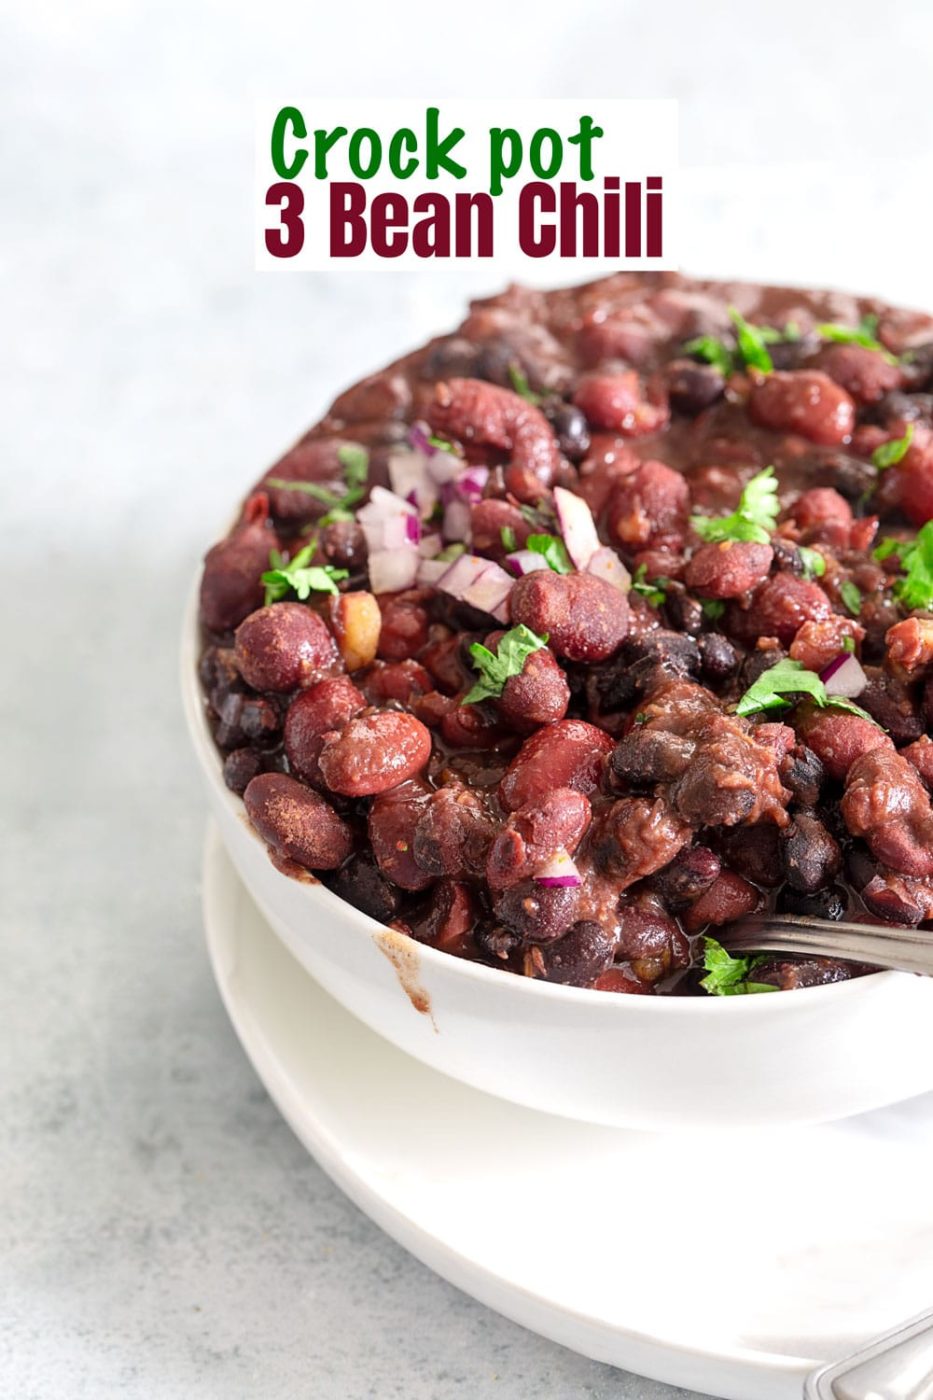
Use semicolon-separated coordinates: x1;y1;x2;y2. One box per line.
732;575;832;646
816;344;903;405
494;879;581;944
234;603;340;693
794;702;893;781
684;540;773;599
593;966;654;995
782;812;842;893
496;645;570;731
576;437;641;515
536;920;614;984
243;773;352;870
790;487;853;533
592;797;692;890
682;871;761;933
363;659;433;707
377;593;430;661
427;378;561;492
419;633;472;695
894;427;933;527
777;884;847;920
842;746;933;877
666;359;726;415
509;570;630;663
413;782;493;879
861;871;933;926
749;371;856;445
329;591;381;671
499;720;614;812
260;438;350;525
607;460;690;552
329;369;412;424
486;788;592;890
222;747;263;795
789;615;864;672
440;699;509;749
470;498;531;558
650;844;721;909
885;617;933;681
368;779;434;891
573;370;669;437
199;499;276;633
413;881;477;959
284;676;366;785
903;734;933;789
318;711;431;796
331;852;400;924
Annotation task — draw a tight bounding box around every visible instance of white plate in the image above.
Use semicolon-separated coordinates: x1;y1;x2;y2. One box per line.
203;821;933;1400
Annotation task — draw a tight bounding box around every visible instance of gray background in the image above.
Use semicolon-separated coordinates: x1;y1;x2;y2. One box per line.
5;2;933;1396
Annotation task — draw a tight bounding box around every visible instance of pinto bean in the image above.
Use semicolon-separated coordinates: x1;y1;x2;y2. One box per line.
509;570;629;663
789;615;864;672
683;871;762;933
427;377;561;493
815;344;903;405
234;603;340;692
885;617;933;681
749;370;856;445
607;460;690;552
794;702;893;781
496;645;570;730
243;773;352;871
684;541;773;598
842;746;933;877
199;498;276;632
284;676;366;784
318;711;431;796
499;720;614;812
573;370;669;437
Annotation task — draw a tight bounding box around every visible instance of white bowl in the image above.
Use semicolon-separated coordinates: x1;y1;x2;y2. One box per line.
181;582;933;1130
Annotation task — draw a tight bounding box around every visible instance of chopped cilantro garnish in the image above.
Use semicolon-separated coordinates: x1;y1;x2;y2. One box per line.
631;563;667;607
701;937;776;997
735;656;874;721
463;625;548;705
842;635;856;654
701;598;726;621
797;545;826;579
261;545;348;605
872;423;915;469
875;521;933;610
691;467;780;545
728;307;774;374
527;533;573;574
428;432;458;454
508;364;542;405
267;442;370;513
436;542;467;563
500;525;518;552
683;334;734;378
839;579;862;617
816;314;883;351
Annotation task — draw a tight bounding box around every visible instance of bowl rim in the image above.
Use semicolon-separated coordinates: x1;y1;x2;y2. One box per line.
181;573;900;1014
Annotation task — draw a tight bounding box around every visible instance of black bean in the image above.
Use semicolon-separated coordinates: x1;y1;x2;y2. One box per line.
777;883;847;920
779;744;824;807
330;853;400;924
537;921;614;985
421;336;481;381
662;582;705;637
666;359;725;415
651;845;721;909
782;813;841;893
494;879;579;944
770;538;804;576
767;331;821;370
223;747;263;795
698;632;739;682
543;399;591;461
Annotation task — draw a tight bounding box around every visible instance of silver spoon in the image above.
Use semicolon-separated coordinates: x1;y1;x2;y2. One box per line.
805;1304;933;1397
720;913;933;977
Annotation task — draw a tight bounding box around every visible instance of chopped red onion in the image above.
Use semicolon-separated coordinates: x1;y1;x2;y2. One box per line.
820;651;867;698
506;550;550;577
416;558;450;587
408;421;434;456
368;546;419;595
443;497;472;543
405;513;422;545
456;466;489;502
534;849;582;888
462;564;513;622
586;546;632;593
435;552;494;596
426;452;463;486
358;486;419;552
388;449;438;517
554;485;600;570
418;533;443;559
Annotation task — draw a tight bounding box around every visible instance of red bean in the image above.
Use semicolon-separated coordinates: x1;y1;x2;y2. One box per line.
749;371;856;445
427;377;561;491
486;788;592;889
368;778;434;891
573;370;669;437
509;570;629;663
682;871;762;933
816;344;903;405
284;676;365;784
895;426;933;527
731;575;832;645
199;499;276;632
684;541;773;599
789;616;864;672
790;487;853;531
592;797;692;890
318;711;432;796
363;659;433;707
794;702;893;781
496;645;570;730
243;773;352;871
234;603;340;693
499;720;614;812
377;593;430;661
607;460;689;551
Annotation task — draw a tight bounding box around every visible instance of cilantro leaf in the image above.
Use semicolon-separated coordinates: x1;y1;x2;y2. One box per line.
728;307;774;374
267;442;370;514
683;334;734;377
797;546;826;580
879;520;933;611
816;315;883;351
508;364;542;405
872;423;914;469
261;545;348;605
839;579;862;617
842;635;856;653
500;525;517;552
632;563;667;607
735;657;874;721
463;625;548;705
691;467;780;545
527;533;573;574
701;937;776;997
701;598;726;621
